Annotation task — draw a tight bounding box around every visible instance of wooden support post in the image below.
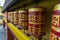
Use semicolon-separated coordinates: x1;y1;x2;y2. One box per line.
3;20;5;29
6;26;14;40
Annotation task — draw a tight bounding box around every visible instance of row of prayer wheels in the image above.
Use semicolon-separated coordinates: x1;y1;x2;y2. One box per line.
3;3;60;40
7;7;46;40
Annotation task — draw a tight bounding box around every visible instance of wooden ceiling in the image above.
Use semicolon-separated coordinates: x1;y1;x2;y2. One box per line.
2;0;60;12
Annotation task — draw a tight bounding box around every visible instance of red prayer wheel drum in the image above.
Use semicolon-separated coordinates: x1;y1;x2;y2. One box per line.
10;12;12;22
3;11;8;18
8;12;11;22
50;4;60;40
13;11;18;25
10;12;14;23
28;7;45;37
18;10;28;29
3;13;6;18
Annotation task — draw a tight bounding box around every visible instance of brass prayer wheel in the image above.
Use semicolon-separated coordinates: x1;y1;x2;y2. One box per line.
28;7;46;37
10;12;12;22
3;13;6;18
50;4;60;40
13;11;18;25
18;9;28;29
10;12;14;23
8;12;11;22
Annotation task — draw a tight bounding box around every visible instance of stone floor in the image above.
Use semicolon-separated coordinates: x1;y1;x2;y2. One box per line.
0;25;6;40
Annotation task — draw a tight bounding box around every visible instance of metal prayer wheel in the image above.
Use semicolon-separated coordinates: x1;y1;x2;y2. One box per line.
4;12;8;18
50;4;60;40
18;9;28;29
10;12;14;23
28;7;45;37
9;12;12;22
3;13;6;18
8;12;11;22
13;11;18;25
8;12;9;21
10;12;12;22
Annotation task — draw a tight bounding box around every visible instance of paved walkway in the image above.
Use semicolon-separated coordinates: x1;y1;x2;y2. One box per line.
0;25;6;40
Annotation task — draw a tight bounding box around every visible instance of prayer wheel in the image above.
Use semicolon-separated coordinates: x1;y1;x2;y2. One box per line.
13;11;18;25
10;12;12;22
3;13;5;18
28;7;46;37
3;12;7;18
8;12;11;22
10;12;14;23
50;4;60;40
18;9;28;29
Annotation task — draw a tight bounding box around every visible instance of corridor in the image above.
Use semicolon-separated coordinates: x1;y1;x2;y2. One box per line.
0;25;6;40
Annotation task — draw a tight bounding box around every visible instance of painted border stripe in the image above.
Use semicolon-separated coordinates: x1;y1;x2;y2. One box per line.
53;10;60;15
52;25;60;32
51;29;60;37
